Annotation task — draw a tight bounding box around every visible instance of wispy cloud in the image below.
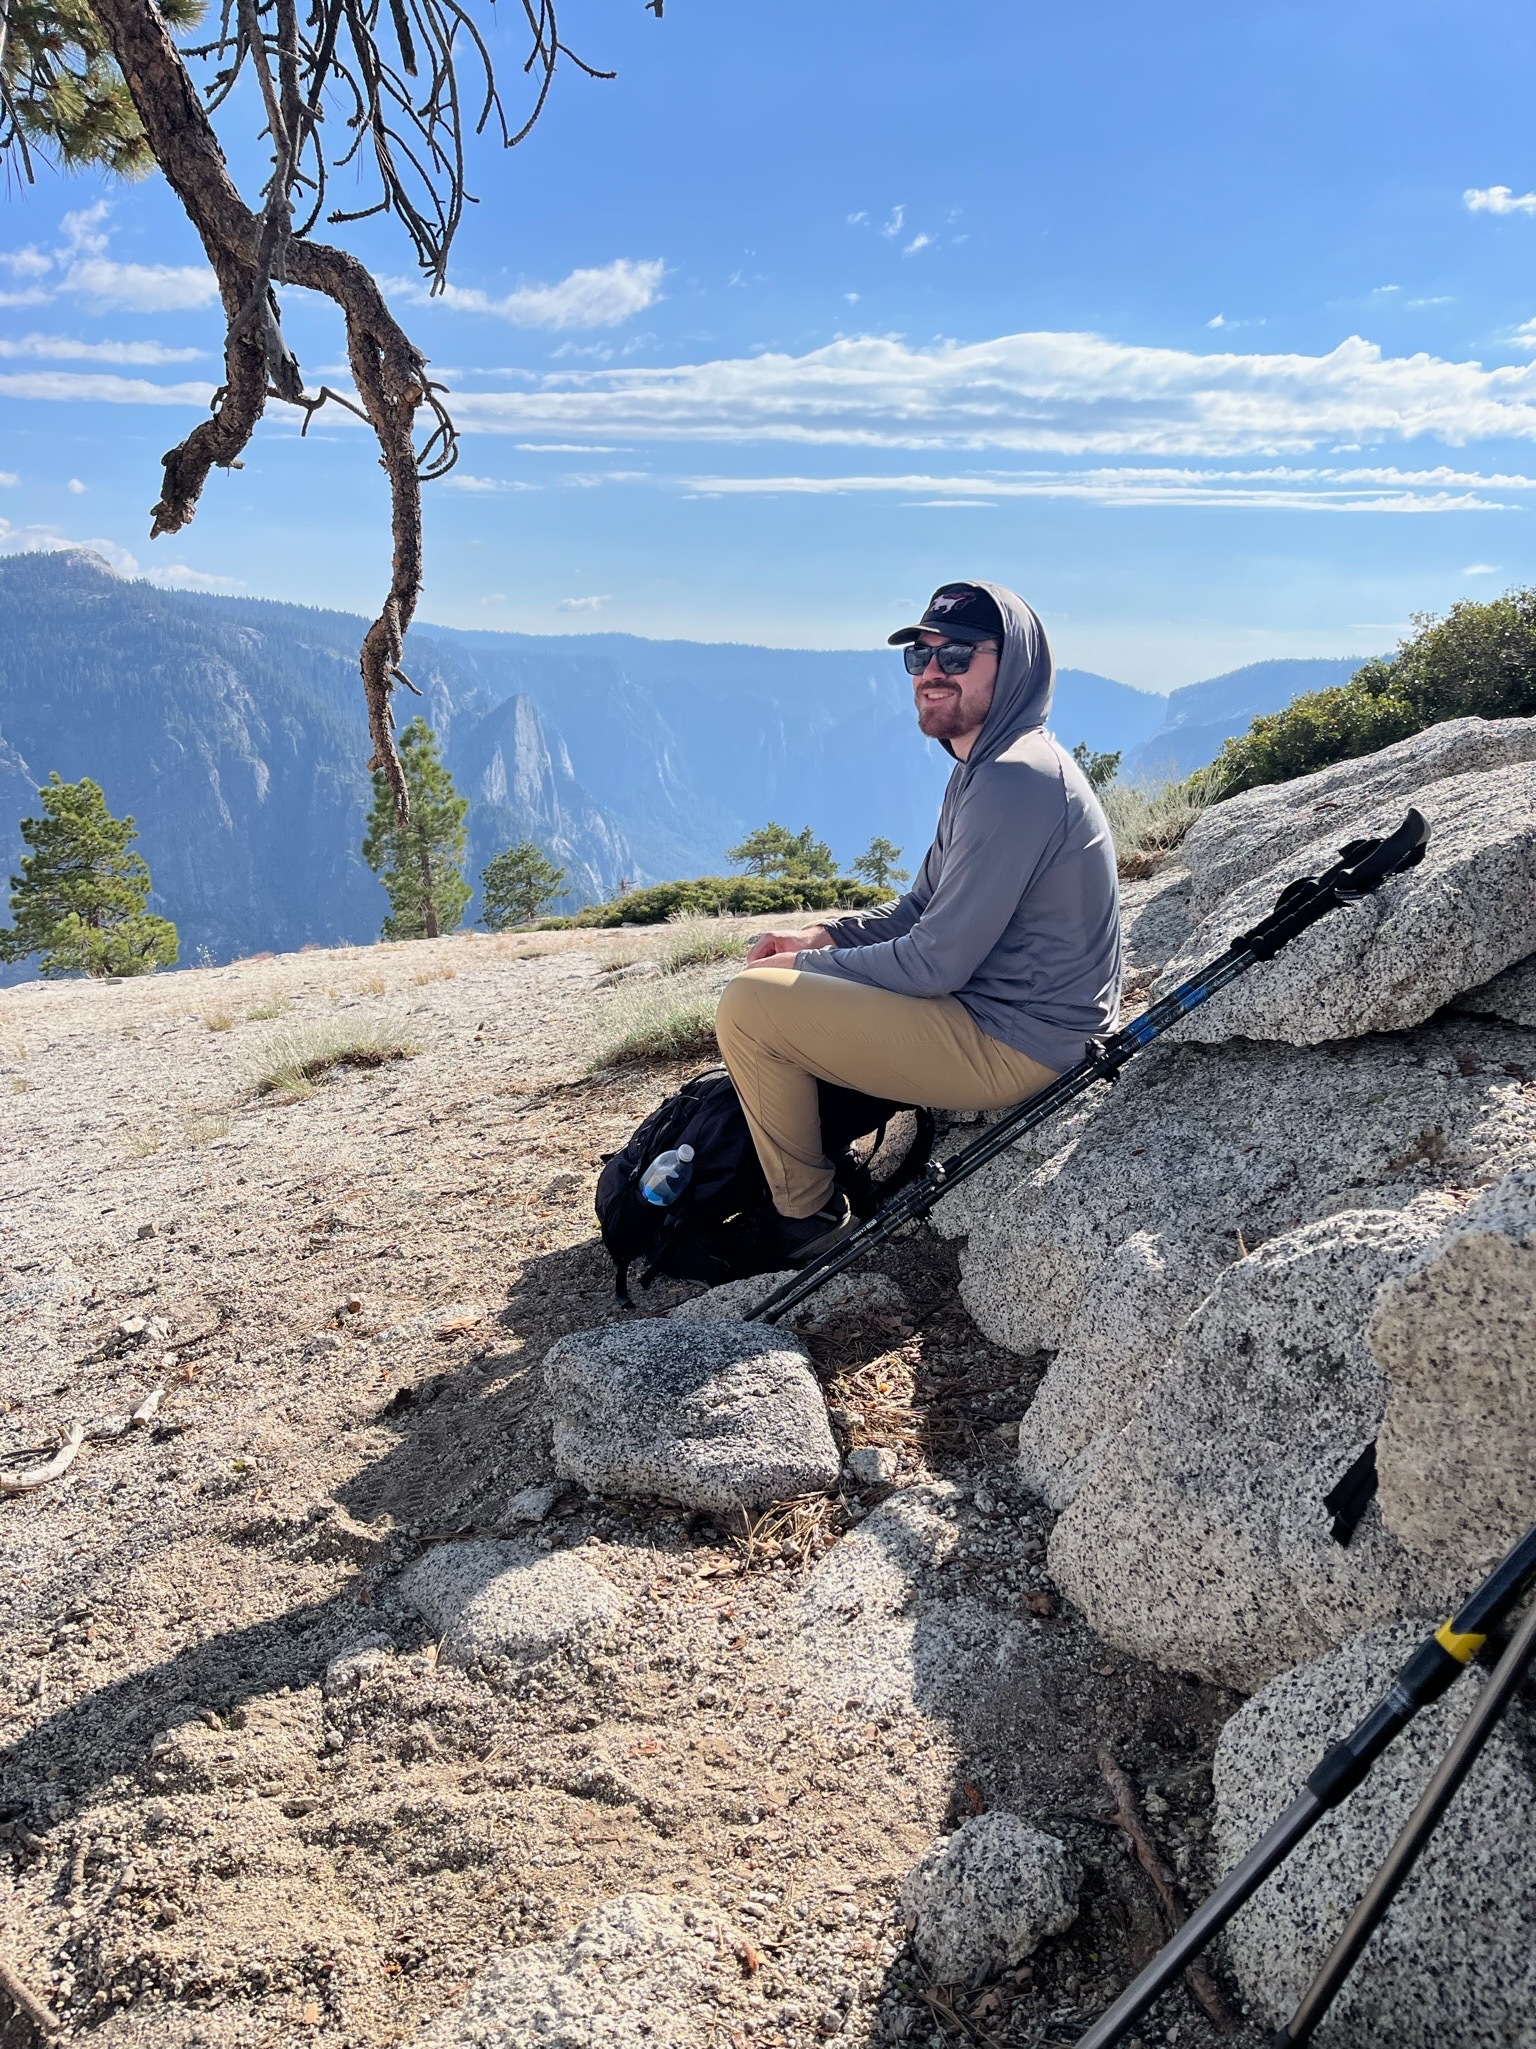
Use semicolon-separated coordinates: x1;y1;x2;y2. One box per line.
902;233;932;257
439;473;535;493
150;563;245;591
677;463;1536;513
1462;561;1501;574
0;332;203;365
881;205;906;239
66;478;87;494
1465;185;1536;215
448;327;1536;459
0;371;213;406
390;257;664;329
0;471;17;488
0;203;218;313
557;593;611;611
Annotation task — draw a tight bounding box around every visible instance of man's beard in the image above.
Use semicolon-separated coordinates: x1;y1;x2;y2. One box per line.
916;687;968;739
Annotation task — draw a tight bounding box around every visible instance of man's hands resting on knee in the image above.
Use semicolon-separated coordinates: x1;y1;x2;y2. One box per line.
744;925;834;966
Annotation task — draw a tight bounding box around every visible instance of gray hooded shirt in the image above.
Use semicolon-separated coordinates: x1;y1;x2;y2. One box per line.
794;582;1121;1073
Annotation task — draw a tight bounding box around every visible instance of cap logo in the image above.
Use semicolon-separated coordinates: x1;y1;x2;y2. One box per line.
928;592;963;614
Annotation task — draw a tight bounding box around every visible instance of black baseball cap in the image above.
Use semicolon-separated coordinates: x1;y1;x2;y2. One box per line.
888;582;1005;648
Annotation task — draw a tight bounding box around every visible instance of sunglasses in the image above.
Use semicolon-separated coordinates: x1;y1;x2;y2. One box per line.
902;640;994;677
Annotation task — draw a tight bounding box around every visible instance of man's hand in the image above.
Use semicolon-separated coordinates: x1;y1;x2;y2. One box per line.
745;924;834;966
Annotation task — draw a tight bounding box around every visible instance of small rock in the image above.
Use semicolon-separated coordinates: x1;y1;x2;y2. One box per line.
505;1482;563;1524
117;1316;146;1340
322;1637;394;1696
342;1295;364;1316
136;1222;156;1241
397;1541;623;1674
544;1321;839;1512
406;1892;742;2047
900;1812;1081;1987
669;1269;907;1337
845;1446;899;1487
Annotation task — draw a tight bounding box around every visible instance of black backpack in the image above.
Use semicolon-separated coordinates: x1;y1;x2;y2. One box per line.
594;1067;935;1305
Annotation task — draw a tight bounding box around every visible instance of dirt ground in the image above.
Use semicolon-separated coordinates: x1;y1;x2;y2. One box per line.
0;927;1264;2049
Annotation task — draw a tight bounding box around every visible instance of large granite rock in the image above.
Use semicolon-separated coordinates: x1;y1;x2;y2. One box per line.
1456;952;1536;1028
899;1813;1081;1988
543;1320;839;1511
974;1021;1536;1486
668;1268;907;1336
1213;1624;1536;2048
1046;1208;1445;1690
1155;761;1536;1046
1180;714;1536;917
1372;1168;1536;1570
396;1541;622;1674
409;1893;748;2048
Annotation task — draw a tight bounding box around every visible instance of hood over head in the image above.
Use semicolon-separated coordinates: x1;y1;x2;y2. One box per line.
928;580;1054;765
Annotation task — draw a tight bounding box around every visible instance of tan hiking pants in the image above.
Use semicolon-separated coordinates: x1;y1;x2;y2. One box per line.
715;966;1057;1218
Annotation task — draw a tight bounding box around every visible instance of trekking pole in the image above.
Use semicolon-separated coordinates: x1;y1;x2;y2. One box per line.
1071;1519;1536;2049
742;807;1428;1328
1275;1584;1536;2047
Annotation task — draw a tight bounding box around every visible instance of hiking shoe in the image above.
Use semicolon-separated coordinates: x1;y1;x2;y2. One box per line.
774;1192;858;1267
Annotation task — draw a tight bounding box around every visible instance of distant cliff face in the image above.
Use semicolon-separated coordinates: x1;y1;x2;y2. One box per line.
0;552;635;971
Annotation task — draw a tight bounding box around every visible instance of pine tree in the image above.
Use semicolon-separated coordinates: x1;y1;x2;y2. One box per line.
726;822;837;880
361;718;470;939
851;836;909;889
480;840;568;929
1071;741;1122;790
0;772;179;977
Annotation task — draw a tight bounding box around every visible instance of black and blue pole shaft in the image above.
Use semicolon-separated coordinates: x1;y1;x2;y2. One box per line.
1075;1517;1536;2049
742;807;1429;1328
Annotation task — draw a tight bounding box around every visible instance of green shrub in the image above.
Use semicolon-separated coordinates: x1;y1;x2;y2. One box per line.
1216;589;1536;795
1102;772;1219;879
540;875;892;929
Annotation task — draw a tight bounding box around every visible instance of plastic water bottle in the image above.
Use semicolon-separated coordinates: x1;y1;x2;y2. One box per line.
639;1144;695;1206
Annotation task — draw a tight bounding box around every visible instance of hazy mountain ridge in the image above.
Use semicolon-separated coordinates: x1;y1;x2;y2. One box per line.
1;550;1365;975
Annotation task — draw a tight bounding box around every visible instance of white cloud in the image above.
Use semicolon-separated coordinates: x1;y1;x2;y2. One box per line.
439;473;535;493
0;471;17;487
1465;185;1536;215
0;371;214;406
1207;314;1227;329
59;258;219;313
0;246;52;278
845;292;860;304
1514;318;1536;350
0;332;204;365
148;563;245;591
881;206;906;239
392;257;664;330
66;478;87;494
0;202;218;313
448;327;1536;459
846;211;869;226
678;463;1536;513
1462;562;1501;574
902;233;933;257
557;594;611;611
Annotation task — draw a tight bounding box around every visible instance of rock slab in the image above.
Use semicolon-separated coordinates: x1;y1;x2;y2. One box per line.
900;1813;1081;1988
668;1268;907;1336
397;1540;622;1672
544;1320;839;1511
1047;1206;1444;1690
409;1893;744;2048
1213;1623;1536;2048
1373;1168;1536;1568
1156;760;1536;1046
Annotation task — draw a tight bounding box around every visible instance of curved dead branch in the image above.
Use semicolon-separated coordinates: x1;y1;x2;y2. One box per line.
80;0;639;820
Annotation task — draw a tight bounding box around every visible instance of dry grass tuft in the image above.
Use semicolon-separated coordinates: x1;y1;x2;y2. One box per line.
201;1007;236;1032
584;972;721;1070
1102;772;1220;880
412;964;457;985
252;1020;420;1103
659;912;748;976
732;1492;848;1574
360;973;388;996
245;993;289;1022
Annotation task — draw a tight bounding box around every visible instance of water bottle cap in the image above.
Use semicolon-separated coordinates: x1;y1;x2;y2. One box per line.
677;1145;695;1161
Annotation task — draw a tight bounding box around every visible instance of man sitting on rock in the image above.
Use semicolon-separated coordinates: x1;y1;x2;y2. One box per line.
715;579;1121;1265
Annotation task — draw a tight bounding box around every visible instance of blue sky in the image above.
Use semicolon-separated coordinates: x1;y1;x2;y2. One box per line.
4;0;1536;689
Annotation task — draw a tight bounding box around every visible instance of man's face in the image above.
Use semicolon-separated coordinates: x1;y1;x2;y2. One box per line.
911;631;999;744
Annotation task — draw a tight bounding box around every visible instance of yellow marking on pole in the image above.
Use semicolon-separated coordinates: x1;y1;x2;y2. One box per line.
1436;1620;1487;1664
